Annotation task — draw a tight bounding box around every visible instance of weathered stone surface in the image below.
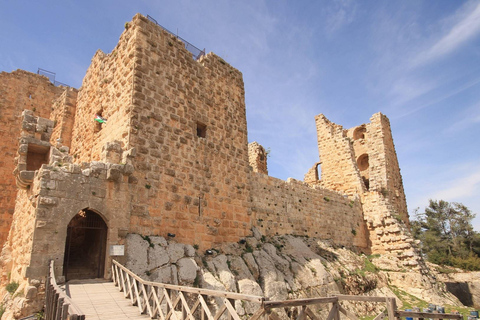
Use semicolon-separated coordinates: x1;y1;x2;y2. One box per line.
228;255;255;281
167;243;185;263
237;279;263;314
25;286;37;300
177;257;198;285
211;254;236;292
125;234;149;274
438;271;480;308
150;265;175;284
148;244;169;269
242;252;260;280
184;244;195;257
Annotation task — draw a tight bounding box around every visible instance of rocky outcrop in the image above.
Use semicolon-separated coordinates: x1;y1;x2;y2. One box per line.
436;270;480;308
125;230;464;318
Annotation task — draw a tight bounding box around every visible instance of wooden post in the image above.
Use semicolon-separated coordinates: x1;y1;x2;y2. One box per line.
228;298;235;320
386;297;397;320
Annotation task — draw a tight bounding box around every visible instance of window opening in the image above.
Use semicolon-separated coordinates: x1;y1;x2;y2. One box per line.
357;154;369;171
94;110;106;133
315;163;321;181
353;126;366;140
362;177;370;190
26;144;50;171
196;122;207;138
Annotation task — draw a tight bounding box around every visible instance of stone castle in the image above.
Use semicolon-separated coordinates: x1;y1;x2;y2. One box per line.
0;13;420;309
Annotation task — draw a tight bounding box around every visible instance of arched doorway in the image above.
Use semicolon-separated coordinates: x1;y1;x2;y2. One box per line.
63;209;108;281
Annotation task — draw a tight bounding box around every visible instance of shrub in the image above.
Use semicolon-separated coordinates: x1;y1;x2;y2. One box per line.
6;281;19;294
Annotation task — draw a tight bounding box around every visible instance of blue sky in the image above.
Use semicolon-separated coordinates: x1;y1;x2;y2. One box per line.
1;1;479;230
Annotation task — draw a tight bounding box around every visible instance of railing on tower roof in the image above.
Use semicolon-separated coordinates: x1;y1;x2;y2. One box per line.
147;15;206;60
37;68;70;87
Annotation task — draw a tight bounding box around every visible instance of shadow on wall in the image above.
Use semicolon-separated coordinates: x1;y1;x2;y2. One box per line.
445;282;473;307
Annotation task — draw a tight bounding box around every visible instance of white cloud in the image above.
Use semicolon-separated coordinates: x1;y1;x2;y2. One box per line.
446;102;480;133
430;168;480;200
324;0;357;34
392;76;480;119
412;1;480;66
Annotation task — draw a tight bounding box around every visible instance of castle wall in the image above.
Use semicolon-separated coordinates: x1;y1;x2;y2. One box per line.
365;114;408;223
0;190;36;284
251;173;368;249
23;160;132;280
315;114;365;196
125;15;251;247
248;141;268;174
50;88;78;149
362;192;420;267
346;113;408;224
0;71;63;248
70;24;137;163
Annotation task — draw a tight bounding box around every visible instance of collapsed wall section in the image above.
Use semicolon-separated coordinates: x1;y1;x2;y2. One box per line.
251;173;368;250
0;70;63;248
315;113;419;266
315;114;365;195
364;113;408;223
248;142;268;174
125;15;251;247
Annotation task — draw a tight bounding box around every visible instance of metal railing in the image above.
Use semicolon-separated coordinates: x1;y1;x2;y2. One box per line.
37;68;70;87
45;260;85;320
146;15;206;60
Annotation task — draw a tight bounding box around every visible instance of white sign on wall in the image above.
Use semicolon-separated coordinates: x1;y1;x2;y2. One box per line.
109;245;125;256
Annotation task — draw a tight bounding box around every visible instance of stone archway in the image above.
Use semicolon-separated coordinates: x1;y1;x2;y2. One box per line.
63;208;108;281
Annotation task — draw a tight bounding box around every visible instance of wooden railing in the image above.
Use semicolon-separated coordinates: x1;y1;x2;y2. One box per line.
45;260;85;320
112;260;463;320
112;260;265;320
258;295;395;320
260;295;462;320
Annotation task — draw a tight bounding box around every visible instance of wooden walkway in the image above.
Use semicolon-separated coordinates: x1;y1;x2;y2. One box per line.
67;279;149;320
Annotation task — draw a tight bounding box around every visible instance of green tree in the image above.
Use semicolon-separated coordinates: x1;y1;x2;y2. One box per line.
412;200;480;270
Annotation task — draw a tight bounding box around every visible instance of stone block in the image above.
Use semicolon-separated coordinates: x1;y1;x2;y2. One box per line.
177;257;198;284
167;243;185;263
38;196;57;206
19;171;35;182
24;286;37;301
107;167;122;181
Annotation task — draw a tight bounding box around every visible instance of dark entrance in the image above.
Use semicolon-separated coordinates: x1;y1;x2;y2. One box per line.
63;209;107;281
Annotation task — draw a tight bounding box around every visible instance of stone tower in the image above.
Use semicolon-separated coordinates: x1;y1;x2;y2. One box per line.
0;14;423;317
311;113;416;260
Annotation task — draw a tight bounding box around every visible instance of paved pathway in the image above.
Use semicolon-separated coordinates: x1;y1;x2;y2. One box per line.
67;279;150;319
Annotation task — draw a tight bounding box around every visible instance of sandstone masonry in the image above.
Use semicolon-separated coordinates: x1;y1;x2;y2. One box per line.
0;13;421;316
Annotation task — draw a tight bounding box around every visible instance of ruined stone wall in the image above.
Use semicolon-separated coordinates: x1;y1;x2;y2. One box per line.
345;114;408;224
362;192;420;267
125;15;251;247
23;159;133;280
50;87;78;149
248;142;268;174
316;113;416;263
250;173;368;250
0;71;63;248
70;24;137;163
315;114;365;196
365;114;408;223
0;190;36;284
